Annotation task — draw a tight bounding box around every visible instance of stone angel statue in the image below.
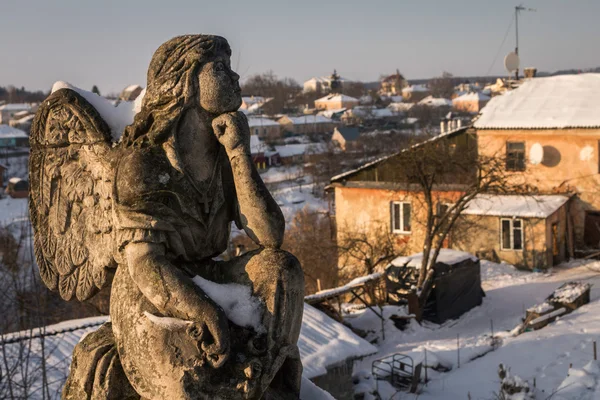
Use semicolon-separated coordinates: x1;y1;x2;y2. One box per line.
29;34;304;400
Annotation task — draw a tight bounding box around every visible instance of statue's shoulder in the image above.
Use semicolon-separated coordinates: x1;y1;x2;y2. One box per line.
115;145;174;206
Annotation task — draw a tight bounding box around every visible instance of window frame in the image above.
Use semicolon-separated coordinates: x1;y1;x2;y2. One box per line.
500;217;524;251
391;201;412;234
506;141;526;172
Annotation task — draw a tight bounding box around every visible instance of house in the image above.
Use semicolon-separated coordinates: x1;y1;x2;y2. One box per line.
331;126;361;151
303;75;349;93
402;84;430;102
247;117;281;139
460;194;572;267
0;103;34;124
328;127;574;270
273;143;327;165
119;85;143;102
6;177;28;198
328;127;475;274
0;125;29;147
0;304;375;400
250;134;270;170
278;115;338;136
473;73;600;252
453;92;491;113
380;70;407;96
314;94;359;111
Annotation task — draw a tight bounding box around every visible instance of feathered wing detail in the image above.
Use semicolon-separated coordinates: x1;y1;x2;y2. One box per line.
29;88;118;301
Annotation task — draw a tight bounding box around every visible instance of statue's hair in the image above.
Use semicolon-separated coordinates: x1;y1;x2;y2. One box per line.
121;34;231;147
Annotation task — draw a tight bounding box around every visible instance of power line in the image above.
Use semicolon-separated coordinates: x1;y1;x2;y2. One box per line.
485;14;515;77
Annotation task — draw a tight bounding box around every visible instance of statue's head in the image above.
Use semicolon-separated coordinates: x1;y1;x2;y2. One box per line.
123;34;242;146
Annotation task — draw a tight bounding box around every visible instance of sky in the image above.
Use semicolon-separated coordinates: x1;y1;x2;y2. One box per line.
1;0;599;94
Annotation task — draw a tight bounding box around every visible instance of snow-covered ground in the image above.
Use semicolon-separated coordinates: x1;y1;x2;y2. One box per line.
348;259;600;399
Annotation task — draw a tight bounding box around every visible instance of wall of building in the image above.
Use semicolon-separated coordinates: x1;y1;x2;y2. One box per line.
334;186;464;279
250;124;281;140
310;359;355;400
452;213;561;270
477;129;600;246
453;99;488;113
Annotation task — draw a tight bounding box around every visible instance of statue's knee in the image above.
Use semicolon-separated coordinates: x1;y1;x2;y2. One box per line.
259;248;304;287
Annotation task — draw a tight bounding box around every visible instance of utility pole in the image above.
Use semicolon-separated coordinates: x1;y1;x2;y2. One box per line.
514;5;535;80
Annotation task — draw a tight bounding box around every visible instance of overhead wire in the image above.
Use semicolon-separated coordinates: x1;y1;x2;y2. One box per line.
485;14;516;77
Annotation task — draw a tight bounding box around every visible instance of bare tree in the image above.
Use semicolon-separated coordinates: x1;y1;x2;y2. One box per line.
428;71;456;99
241;71;301;114
389;134;521;299
283;209;338;294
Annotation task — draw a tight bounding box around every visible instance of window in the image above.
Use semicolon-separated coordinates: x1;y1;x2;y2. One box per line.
392;202;411;233
506;142;526;171
436;202;450;217
501;218;523;250
254;128;259;136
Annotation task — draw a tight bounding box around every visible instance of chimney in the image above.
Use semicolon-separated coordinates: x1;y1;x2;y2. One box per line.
524;68;537;78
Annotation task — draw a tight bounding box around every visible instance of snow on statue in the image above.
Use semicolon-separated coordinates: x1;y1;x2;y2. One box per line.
29;34;305;400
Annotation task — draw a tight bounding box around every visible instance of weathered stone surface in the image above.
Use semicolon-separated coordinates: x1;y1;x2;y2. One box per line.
29;34;304;399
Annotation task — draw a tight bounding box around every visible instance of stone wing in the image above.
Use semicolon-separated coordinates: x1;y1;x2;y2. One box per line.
29;88;118;301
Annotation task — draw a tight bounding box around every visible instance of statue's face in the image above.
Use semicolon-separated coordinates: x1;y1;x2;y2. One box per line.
198;52;242;114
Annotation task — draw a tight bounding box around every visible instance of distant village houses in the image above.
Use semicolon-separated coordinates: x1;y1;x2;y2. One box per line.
314;94;359;111
0;103;35;124
380;70;407;96
331;126;361;151
278;115;338;136
453;92;491;113
247;117;281;139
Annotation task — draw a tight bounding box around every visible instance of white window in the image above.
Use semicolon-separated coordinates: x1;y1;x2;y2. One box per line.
391;202;411;233
501;218;523;250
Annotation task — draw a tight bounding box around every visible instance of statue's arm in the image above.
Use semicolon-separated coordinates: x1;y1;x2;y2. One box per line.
213;113;284;248
125;241;230;357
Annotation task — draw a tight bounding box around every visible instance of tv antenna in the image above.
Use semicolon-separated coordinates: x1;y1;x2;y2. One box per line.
514;5;536;80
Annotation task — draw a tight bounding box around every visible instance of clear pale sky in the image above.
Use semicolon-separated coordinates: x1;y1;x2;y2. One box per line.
2;0;599;94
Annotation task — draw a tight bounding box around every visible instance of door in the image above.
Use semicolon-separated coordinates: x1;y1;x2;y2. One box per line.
552;223;560;265
584;211;600;249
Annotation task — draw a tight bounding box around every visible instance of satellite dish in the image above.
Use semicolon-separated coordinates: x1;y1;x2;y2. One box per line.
504;52;520;73
530;143;544;165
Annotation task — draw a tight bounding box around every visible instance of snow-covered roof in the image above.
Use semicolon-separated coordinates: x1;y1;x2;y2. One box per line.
391;249;478;268
305;272;383;303
274;143;327;158
13;110;30;117
402;84;428;93
474;74;600;129
318;108;347;118
388;102;414;112
14;114;35;124
0;125;27;138
1;307;371;396
418;96;453;107
0;103;32;111
453;92;490;103
250;134;267;154
299;303;377;379
315;94;359;103
284;115;333;125
124;84;141;92
304;76;350;85
247;117;280;127
462;194;571;218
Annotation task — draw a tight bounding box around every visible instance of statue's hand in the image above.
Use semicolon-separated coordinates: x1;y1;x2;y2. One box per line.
186;306;230;368
212;112;251;157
